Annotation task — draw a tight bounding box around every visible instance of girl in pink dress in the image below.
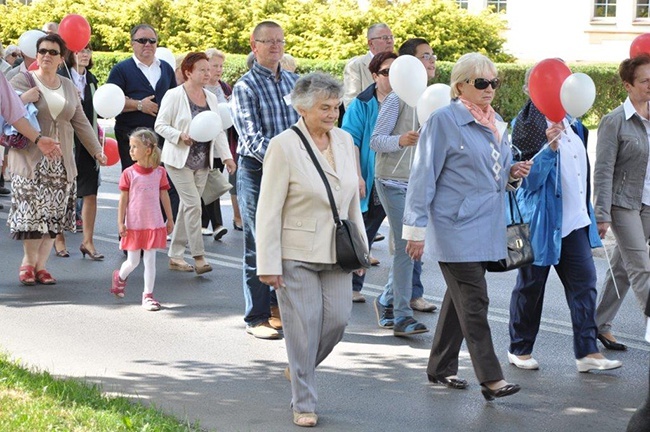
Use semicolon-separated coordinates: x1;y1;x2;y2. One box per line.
111;128;174;311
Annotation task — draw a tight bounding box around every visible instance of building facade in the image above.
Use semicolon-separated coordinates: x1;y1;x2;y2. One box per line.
461;0;650;63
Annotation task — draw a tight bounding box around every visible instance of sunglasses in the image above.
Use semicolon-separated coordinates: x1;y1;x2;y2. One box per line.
9;52;21;58
132;38;157;45
467;78;500;90
376;68;390;76
37;48;60;56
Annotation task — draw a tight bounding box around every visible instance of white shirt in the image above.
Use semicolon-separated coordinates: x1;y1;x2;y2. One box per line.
555;118;591;237
623;98;650;205
70;68;86;100
132;54;161;90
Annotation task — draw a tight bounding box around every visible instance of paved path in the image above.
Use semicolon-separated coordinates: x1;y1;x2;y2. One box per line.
0;161;646;432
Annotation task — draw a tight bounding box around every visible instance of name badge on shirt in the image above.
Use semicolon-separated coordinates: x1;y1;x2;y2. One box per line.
283;94;292;106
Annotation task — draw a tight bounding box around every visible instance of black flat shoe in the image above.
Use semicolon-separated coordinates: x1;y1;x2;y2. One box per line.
480;383;520;401
233;220;243;231
427;374;468;389
597;334;627;351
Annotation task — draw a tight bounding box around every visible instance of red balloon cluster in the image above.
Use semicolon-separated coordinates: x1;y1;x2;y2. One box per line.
103;137;120;167
528;59;572;122
58;14;91;53
631;34;650;58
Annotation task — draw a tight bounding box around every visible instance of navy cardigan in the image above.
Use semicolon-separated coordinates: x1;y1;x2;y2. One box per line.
106;57;176;130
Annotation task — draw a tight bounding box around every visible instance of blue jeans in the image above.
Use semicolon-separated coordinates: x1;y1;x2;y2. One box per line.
352;185;386;293
375;181;423;319
237;156;277;326
509;227;599;359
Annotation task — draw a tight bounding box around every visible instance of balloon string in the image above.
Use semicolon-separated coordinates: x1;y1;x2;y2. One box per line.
530;117;577;161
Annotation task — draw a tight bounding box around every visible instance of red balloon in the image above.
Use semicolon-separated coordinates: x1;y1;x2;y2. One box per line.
103;137;120;167
528;59;571;123
631;33;650;58
58;14;91;52
28;61;38;71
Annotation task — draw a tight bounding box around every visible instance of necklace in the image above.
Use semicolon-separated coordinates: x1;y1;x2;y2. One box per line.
34;72;61;90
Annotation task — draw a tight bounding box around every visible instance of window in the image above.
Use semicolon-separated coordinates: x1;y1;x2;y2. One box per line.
486;0;507;13
456;0;469;8
638;0;650;18
594;0;616;18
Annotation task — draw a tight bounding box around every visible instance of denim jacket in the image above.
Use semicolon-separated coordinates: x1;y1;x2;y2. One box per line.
516;120;602;267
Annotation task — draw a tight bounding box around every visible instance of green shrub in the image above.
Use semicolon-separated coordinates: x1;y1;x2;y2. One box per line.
92;53;622;129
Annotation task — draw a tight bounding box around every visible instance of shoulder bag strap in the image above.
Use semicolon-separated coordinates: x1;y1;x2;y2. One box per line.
290;125;341;226
508;191;524;224
23;71;36;88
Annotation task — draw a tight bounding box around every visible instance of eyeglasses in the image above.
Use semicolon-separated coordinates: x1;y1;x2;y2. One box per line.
254;39;286;46
467;77;500;90
419;53;437;62
376;68;390;76
370;35;394;42
37;48;60;56
132;38;157;45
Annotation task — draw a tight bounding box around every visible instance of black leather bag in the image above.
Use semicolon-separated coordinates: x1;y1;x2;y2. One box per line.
486;192;534;272
291;126;370;273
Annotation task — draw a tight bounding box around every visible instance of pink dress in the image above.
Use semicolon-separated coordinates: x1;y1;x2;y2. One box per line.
119;164;170;251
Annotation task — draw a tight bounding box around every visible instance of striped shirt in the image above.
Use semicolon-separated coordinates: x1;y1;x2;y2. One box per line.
231;62;300;163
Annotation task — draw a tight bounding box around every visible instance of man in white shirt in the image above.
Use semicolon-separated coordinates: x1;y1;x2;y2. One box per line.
342;23;395;109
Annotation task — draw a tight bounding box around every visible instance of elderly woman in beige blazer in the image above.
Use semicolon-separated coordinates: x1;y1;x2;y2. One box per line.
9;33;105;286
155;52;235;275
256;73;367;428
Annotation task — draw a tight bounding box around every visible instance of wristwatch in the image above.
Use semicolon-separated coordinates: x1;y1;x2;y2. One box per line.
137;100;143;111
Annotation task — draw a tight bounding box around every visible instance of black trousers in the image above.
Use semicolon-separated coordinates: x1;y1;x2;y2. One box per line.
428;261;503;384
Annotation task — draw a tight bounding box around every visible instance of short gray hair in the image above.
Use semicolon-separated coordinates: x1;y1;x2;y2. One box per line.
450;53;497;98
205;48;225;61
291;72;343;111
130;24;157;40
367;23;390;39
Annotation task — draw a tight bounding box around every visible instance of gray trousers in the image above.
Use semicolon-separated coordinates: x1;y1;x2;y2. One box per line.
428;262;504;384
596;205;650;333
278;260;352;413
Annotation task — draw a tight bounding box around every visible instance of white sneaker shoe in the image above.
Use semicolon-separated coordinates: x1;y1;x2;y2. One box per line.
507;351;539;370
576;356;622;373
201;228;213;236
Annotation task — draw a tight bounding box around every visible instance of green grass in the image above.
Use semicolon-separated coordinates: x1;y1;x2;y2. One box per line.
0;353;205;431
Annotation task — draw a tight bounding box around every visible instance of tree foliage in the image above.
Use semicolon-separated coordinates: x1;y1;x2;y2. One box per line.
1;0;514;62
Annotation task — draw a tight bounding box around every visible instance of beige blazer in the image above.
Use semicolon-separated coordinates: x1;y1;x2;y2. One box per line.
256;118;367;275
155;85;231;170
8;72;102;182
342;52;373;109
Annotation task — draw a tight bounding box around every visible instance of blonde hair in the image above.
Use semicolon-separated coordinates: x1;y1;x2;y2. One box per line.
280;54;297;72
450;52;497;98
205;48;225;61
130;128;161;167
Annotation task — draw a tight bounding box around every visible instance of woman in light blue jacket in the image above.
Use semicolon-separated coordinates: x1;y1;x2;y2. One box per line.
404;53;530;400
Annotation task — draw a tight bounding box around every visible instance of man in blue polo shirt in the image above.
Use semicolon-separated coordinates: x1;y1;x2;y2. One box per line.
231;21;300;339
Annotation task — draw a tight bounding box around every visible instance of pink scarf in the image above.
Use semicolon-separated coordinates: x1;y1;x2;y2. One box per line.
459;97;500;142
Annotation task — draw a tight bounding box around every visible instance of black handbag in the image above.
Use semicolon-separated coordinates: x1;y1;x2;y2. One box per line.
486;191;534;272
291;126;370;273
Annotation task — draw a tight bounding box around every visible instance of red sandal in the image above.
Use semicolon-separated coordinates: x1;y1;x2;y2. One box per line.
35;269;56;285
19;265;36;286
110;270;127;298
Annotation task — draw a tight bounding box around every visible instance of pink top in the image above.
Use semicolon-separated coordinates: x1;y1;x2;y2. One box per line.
118;164;170;251
0;72;27;124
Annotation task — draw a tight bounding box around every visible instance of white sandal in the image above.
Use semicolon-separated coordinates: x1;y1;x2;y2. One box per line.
142;293;161;311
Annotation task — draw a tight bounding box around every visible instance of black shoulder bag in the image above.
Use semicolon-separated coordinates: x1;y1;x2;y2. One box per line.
486;191;534;272
291;126;370;273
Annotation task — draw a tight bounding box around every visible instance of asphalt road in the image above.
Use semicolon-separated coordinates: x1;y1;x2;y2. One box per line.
0;161;647;432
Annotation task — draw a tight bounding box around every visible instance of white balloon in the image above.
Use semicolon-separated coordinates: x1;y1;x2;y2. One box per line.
156;47;176;69
93;84;126;119
189;111;222;142
560;73;596;118
416;84;451;125
388;55;428;107
18;30;46;59
218;102;233;130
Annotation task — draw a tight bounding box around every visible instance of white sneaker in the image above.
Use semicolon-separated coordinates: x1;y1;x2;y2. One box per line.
507;351;539;370
201;228;213;236
576;356;622;373
213;226;227;241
